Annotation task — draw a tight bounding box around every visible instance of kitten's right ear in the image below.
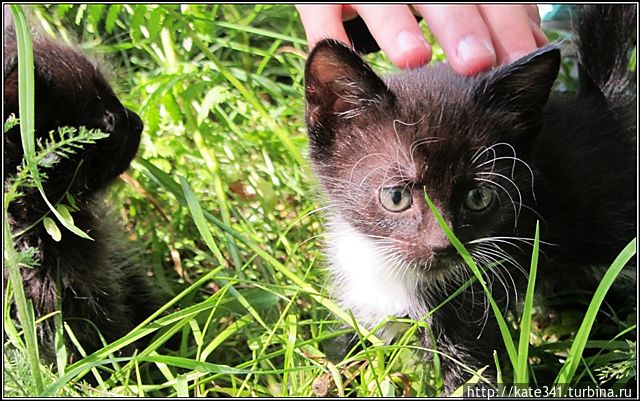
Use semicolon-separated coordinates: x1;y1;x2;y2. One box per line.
474;46;560;130
304;39;392;135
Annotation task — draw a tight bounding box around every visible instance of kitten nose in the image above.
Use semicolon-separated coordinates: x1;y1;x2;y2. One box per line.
126;108;144;135
432;246;454;258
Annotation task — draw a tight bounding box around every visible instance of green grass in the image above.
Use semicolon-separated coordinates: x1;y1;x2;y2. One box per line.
3;4;636;397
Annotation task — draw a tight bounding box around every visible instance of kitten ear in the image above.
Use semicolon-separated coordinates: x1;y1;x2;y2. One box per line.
475;46;560;123
304;39;392;130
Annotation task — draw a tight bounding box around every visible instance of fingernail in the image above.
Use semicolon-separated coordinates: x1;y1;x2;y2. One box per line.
395;30;429;55
457;36;496;63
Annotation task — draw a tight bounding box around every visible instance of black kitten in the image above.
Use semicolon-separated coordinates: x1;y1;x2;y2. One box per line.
3;19;159;363
304;5;636;391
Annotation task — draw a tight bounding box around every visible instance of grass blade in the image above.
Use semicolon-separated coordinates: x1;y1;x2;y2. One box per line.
175;374;189;397
200;314;252;361
450;366;489;397
179;176;226;266
3;211;44;393
282;314;298;396
515;221;540;383
554;237;636;391
10;5;35;159
423;191;517;369
11;5;92;240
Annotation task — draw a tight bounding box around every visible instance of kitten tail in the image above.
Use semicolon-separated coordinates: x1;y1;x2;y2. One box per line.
575;4;637;121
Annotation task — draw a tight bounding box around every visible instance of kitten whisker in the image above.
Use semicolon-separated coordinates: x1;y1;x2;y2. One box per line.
368;235;410;245
469;236;558;247
472;249;519;306
409;137;445;165
471;142;508;164
473;243;528;279
391;121;413;172
475;177;520;226
512;202;546;224
477;171;524;220
476;155;537;200
399;260;416;292
409;137;445;153
390;258;408;286
356;164;389;190
470;145;489;165
486;142;517;176
299;233;329;248
472;238;525;254
296;204;338;220
471;145;498;173
383;254;407;284
472;142;539;203
349;152;389;186
393;117;428;166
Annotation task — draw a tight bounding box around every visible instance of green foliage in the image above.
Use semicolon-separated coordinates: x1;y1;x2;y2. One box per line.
596;340;636;385
555;238;636;393
3;4;636;397
4;114;19;133
4;8;45;392
4;125;110;241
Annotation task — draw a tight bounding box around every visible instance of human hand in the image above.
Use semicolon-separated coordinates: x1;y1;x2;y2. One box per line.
296;4;548;75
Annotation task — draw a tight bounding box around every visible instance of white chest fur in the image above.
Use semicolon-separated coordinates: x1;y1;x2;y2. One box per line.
326;216;422;339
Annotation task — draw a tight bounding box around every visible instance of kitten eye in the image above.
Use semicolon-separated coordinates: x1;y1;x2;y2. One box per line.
379;186;413;212
103;110;115;132
464;187;495;212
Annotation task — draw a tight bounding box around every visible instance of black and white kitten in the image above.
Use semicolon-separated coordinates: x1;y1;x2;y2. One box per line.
304;5;636;390
3;17;159;363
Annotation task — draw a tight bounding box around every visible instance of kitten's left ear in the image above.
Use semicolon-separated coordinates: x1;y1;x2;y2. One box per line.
475;45;560;121
304;39;393;127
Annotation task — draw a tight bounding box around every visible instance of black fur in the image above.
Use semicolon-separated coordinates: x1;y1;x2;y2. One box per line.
304;5;636;391
3;20;159;363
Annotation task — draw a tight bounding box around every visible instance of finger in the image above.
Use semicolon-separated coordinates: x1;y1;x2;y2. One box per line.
342;5;358;21
530;18;549;47
526;4;542;25
354;4;432;69
415;4;497;76
525;5;549;47
296;5;350;49
477;5;539;65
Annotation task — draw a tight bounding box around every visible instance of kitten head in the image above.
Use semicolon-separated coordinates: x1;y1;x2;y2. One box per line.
304;40;560;283
3;26;143;200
